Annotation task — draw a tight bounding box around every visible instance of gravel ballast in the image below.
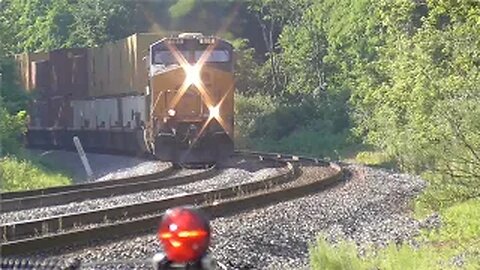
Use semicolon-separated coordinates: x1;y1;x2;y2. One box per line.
0;167;286;224
23;164;427;269
27;149;170;183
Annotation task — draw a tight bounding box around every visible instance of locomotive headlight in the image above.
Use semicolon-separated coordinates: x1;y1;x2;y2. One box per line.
184;64;201;86
167;109;176;117
209;105;220;120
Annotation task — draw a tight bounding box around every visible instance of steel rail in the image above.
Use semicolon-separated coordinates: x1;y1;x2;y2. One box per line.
0;167;217;212
1;154;343;256
1;165;176;200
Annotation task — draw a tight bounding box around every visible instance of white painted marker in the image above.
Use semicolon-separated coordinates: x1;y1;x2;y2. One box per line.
73;136;93;180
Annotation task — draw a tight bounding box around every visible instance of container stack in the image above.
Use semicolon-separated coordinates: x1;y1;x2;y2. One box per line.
16;33;163;131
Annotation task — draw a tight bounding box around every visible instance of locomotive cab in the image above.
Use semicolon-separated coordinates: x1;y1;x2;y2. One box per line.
147;33;235;164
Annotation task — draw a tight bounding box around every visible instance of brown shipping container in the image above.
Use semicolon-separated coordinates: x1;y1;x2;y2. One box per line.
31;60;51;98
88;46;109;97
14;52;49;92
87;47;98;96
71;55;89;99
50;48;88;98
106;41;123;96
87;33;163;98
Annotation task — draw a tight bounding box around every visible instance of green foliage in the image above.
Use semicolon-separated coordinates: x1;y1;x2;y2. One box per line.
422;198;480;246
309;228;479;270
0;105;27;156
0;58;30;113
0;56;29;156
235;93;354;158
355;151;396;169
309;235;444;270
353;0;480;167
246;1;480;203
169;0;197;18
252;130;352;159
310;236;370;270
0;0;137;54
0;155;71;192
232;38;263;95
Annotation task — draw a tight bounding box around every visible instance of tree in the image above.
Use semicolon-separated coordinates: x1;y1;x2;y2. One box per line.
0;0;138;54
247;0;312;94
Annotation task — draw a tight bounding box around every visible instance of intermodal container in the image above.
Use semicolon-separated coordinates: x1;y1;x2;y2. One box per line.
14;52;49;92
93;98;119;129
50;48;88;97
121;95;147;129
71;55;89;99
31;60;51;98
47;96;73;128
87;33;163;98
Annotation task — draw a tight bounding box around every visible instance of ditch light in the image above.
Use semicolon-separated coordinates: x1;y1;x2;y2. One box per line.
153;207;215;270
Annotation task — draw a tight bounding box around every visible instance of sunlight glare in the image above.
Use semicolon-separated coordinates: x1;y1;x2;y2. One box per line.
184;64;201;87
209;105;220;120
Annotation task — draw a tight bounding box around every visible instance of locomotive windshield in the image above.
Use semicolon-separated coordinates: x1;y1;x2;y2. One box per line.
194;50;230;62
152;49;230;65
153;50;189;65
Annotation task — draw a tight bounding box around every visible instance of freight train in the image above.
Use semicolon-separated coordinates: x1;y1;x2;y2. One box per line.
15;33;235;164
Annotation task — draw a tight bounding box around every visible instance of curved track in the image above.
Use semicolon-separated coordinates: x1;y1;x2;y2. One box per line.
0;152;343;256
0;165;221;212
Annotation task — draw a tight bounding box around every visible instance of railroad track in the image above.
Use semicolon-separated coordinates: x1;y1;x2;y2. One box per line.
0;165;219;212
0;152;343;256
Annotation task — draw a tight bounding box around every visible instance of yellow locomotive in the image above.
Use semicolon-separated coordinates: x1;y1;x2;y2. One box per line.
147;33;235;163
16;33;235;164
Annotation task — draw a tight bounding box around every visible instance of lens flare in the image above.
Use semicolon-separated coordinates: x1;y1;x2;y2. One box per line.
167;109;176;117
184;64;201;87
208;105;220;120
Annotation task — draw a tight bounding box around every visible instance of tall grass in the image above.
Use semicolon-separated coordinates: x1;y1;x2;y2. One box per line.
1;156;71;192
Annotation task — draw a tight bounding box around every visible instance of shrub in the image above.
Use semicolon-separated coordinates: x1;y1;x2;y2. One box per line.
0;106;27;156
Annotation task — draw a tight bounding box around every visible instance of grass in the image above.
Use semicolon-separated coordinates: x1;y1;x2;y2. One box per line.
354;151;397;169
0;155;72;192
310;236;444;270
238;130;358;160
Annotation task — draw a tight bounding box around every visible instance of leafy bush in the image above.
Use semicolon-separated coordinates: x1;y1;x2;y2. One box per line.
234;93;277;148
0;156;71;192
0;106;27;156
252;130;352;159
235;93;353;158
